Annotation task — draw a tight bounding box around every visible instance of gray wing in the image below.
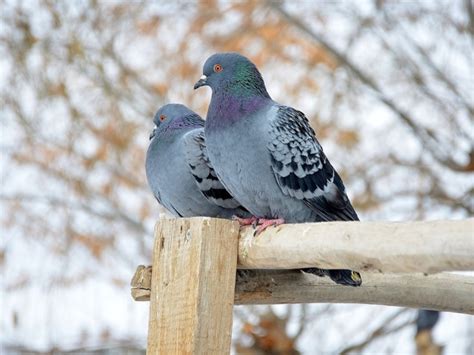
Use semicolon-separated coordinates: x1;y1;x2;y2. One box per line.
268;106;358;221
183;129;246;210
161;198;184;217
146;168;184;217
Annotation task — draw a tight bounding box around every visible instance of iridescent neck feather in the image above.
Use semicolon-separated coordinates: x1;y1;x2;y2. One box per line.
157;114;203;138
207;67;272;129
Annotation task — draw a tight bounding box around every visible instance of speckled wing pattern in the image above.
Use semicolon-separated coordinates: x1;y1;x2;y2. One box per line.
184;130;245;210
268;106;359;221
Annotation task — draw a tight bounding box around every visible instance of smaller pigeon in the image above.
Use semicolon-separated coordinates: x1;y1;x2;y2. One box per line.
145;103;248;218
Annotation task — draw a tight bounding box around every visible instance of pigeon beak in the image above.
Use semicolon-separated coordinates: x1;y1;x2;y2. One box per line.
149;128;156;140
194;75;208;90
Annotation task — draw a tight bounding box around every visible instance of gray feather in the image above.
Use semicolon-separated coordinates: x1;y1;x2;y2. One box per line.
198;52;361;287
183;130;245;210
268;106;359;221
145;103;248;218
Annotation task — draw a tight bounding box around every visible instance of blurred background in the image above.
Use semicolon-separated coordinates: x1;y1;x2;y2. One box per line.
1;0;473;353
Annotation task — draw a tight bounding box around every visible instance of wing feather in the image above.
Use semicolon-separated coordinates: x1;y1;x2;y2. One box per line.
268;106;358;221
183;129;247;211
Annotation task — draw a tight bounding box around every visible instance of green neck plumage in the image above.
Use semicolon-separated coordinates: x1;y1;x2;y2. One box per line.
227;63;270;99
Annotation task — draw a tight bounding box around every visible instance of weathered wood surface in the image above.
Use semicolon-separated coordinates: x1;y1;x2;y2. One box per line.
235;270;474;314
131;265;152;301
146;218;240;354
238;219;474;273
132;266;474;314
134;218;474;319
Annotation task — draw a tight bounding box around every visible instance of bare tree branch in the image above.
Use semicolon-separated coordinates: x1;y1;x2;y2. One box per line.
0;193;149;234
340;309;413;354
269;2;471;173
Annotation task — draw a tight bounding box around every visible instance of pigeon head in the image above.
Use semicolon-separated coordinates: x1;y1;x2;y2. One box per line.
149;103;203;140
194;52;270;99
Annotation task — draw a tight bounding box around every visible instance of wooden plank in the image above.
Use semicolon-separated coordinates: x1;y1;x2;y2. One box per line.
132;267;474;314
131;265;152;301
235;270;474;314
147;217;240;354
238;219;474;273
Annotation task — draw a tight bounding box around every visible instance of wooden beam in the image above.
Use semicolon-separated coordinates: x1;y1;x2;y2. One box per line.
147;218;239;354
235;270;474;314
132;267;474;314
133;218;474;316
238;219;474;273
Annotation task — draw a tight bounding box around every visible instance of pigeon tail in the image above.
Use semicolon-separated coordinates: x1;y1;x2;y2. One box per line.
303;268;362;287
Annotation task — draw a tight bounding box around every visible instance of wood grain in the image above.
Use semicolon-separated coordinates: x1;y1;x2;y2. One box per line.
235;270;474;314
238;219;474;273
133;267;474;314
147;217;240;354
133;218;474;318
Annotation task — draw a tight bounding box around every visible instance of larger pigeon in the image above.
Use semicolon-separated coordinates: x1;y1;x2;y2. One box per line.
194;53;361;286
145;103;248;218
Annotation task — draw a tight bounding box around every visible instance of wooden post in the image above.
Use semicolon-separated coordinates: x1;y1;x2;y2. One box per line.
147;217;240;354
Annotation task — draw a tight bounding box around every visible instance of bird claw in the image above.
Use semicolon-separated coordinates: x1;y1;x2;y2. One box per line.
253;218;285;236
233;216;285;235
232;215;259;227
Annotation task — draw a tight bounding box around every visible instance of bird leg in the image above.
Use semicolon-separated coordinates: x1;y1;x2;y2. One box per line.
233;215;259;227
254;218;285;236
233;216;285;235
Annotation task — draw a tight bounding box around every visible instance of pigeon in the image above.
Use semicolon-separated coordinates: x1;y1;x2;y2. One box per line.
194;53;362;287
416;310;440;333
145;103;249;219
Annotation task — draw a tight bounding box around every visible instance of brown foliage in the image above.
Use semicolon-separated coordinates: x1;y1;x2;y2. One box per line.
237;310;300;354
1;0;472;352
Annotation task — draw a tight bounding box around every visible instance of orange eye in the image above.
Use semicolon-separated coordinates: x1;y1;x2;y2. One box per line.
213;64;223;73
159;114;166;121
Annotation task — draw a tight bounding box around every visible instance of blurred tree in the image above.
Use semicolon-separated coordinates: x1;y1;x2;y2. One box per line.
1;0;472;353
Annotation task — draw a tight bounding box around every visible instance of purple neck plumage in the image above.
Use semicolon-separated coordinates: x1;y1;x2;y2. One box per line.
169;114;204;130
157;114;204;139
206;91;271;130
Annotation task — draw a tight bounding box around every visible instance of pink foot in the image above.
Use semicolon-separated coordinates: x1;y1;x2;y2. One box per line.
233;215;259;227
254;218;285;236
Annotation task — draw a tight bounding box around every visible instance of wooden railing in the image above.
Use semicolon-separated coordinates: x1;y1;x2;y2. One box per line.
131;218;474;354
